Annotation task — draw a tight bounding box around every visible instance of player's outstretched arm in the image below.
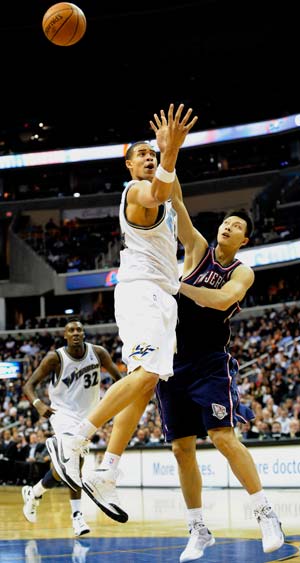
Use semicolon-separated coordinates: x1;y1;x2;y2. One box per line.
172;176;207;257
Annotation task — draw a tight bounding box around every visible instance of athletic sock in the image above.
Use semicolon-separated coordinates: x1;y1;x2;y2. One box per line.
250;489;271;511
100;451;120;471
187;507;205;529
77;418;97;439
70;499;81;516
33;480;47;498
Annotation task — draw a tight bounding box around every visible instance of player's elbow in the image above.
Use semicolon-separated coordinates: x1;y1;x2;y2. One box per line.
219;292;241;310
215;293;236;311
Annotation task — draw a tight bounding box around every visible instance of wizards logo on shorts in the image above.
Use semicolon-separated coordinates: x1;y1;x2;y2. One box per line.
212;403;227;420
129;342;157;361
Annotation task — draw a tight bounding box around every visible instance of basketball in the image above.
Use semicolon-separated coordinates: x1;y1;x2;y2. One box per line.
42;2;86;46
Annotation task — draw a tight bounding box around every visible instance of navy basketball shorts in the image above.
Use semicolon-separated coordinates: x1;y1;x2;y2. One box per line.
156;350;255;442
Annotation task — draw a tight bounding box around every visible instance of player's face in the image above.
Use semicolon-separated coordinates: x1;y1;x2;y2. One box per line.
64;322;85;346
217;216;249;249
126;144;157;181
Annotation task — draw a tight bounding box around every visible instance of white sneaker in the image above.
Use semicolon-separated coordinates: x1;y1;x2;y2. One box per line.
82;468;128;523
180;525;215;562
72;539;91;563
46;434;89;491
254;505;284;553
72;511;90;537
22;486;40;523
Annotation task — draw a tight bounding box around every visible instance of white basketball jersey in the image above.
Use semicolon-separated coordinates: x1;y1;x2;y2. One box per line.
118;181;180;294
49;342;101;419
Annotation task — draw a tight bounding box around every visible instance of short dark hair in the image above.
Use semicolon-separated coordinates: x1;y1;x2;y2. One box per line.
65;316;82;326
223;208;254;238
125;141;156;160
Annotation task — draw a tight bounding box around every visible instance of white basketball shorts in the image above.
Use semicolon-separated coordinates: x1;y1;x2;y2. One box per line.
114;280;178;381
50;410;82;437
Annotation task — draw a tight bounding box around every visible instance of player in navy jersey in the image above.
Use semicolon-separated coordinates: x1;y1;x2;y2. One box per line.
155;177;284;561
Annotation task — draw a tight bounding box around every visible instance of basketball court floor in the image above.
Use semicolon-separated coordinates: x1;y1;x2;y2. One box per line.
0;486;299;562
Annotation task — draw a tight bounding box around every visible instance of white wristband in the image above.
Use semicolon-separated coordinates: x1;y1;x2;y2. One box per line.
33;398;41;406
155;164;176;183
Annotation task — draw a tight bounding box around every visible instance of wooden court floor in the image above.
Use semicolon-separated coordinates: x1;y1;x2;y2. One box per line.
0;485;299;562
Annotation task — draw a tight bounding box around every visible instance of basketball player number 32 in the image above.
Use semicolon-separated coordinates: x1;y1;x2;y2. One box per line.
83;371;99;388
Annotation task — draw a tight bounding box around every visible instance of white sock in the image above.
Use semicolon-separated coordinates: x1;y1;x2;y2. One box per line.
77;418;97;439
187;507;205;529
100;451;120;471
70;499;81;516
33;481;47;498
250;490;271;511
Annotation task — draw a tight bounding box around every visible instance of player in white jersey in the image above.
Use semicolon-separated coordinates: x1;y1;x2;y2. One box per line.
22;318;121;536
46;104;198;519
116;175;179;380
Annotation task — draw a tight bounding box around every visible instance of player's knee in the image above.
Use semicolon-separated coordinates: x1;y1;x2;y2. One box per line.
208;427;236;456
138;370;159;392
172;440;195;466
146;374;159;392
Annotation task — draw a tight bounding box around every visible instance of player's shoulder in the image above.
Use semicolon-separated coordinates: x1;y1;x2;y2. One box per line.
235;261;255;281
87;342;104;355
91;343;106;352
44;349;60;364
48;347;60;357
126;179;152;198
127;179;151;188
236;260;253;272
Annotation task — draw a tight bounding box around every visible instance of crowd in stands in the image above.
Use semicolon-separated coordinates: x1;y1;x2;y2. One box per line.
1;304;299;486
242;265;300;308
18;215;120;272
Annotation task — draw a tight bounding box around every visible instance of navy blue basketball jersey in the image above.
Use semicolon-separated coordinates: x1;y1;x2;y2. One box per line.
176;246;242;357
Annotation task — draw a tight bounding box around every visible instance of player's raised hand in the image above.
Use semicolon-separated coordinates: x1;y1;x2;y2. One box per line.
150;103;198;153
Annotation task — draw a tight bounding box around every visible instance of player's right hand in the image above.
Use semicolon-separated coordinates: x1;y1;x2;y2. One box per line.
35;401;56;419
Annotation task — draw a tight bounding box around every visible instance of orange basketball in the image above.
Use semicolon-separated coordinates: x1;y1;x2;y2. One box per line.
42;2;86;46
